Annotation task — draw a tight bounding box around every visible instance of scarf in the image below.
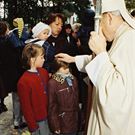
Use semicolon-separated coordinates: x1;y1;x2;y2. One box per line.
52;72;74;86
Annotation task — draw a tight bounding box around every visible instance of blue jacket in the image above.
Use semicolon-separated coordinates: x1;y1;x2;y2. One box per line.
9;27;30;47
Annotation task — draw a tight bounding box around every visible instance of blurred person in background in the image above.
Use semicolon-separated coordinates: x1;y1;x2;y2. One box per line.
0;21;19;114
9;18;30;129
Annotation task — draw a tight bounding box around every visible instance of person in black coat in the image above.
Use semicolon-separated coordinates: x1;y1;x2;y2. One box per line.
0;21;19;114
8;18;29;129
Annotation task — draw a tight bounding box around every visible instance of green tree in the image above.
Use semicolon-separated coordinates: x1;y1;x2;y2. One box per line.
1;0;91;25
125;0;135;11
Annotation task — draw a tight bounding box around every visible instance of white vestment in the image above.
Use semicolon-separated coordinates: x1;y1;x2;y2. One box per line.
75;23;135;135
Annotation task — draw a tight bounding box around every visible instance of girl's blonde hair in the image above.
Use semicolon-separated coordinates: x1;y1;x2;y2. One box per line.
22;44;44;70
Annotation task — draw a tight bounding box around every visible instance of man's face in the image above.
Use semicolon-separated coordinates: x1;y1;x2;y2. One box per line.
101;13;114;42
50;17;63;37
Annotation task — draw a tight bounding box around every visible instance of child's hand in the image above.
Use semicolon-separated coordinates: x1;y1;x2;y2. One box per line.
55;129;61;134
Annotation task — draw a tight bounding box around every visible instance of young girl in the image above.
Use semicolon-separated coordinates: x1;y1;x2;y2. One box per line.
17;44;50;135
25;22;55;73
48;58;79;135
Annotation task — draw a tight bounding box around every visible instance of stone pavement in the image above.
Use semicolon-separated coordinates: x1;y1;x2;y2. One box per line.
0;94;29;135
0;94;83;135
0;93;14;135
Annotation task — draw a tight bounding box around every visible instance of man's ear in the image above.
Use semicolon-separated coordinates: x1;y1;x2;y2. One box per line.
107;12;113;25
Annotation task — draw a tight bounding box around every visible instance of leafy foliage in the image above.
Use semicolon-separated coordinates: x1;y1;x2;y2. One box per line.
125;0;135;11
1;0;91;26
1;0;135;26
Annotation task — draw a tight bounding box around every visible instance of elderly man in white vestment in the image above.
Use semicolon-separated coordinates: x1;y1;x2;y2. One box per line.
56;0;135;135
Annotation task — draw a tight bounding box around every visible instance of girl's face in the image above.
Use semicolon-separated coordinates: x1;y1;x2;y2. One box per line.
31;53;45;68
37;29;50;40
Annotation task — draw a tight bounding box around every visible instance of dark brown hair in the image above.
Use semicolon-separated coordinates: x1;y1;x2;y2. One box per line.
0;21;8;36
22;44;45;70
52;58;69;73
64;24;72;29
46;13;65;25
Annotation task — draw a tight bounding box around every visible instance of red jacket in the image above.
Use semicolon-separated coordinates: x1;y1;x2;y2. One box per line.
17;68;49;132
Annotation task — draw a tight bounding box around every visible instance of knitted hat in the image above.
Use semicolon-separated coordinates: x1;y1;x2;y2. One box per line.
32;22;51;38
13;18;24;38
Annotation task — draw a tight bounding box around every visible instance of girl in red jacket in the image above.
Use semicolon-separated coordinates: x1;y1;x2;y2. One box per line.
17;44;50;135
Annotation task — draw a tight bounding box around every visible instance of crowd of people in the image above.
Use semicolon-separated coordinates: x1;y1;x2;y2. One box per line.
1;0;135;135
0;11;94;135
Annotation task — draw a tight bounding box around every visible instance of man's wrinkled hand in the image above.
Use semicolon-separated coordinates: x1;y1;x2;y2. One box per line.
55;53;75;63
89;27;107;55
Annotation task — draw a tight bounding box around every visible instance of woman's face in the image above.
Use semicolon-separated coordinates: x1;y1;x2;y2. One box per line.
49;17;63;37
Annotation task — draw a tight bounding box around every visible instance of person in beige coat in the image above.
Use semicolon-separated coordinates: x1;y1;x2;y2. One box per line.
55;0;135;134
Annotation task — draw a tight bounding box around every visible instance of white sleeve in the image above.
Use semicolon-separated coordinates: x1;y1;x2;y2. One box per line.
85;52;109;86
75;55;92;72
